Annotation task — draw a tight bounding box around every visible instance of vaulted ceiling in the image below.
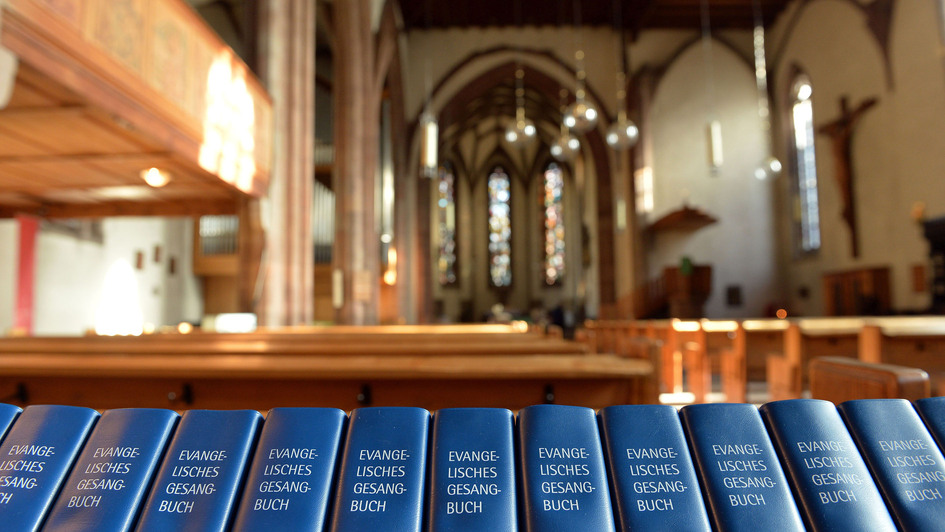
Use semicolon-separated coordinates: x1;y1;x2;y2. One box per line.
397;0;792;34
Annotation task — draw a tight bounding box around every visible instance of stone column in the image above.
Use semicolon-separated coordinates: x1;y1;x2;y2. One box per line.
257;0;316;325
332;0;381;324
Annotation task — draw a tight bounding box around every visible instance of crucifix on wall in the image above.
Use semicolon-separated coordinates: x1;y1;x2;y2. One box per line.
817;95;878;258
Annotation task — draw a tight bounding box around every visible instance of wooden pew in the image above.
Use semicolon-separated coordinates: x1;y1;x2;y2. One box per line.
582;319;745;403
0;351;652;412
0;324;590;358
766;318;863;401
809;356;930;403
857;317;945;394
702;320;747;403
0;327;653;411
578;319;645;359
740;319;790;383
577;319;662;403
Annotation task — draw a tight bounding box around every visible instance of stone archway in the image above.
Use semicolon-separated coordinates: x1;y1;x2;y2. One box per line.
419;54;619;319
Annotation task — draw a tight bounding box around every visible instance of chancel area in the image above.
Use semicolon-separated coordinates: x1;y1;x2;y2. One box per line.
0;0;944;410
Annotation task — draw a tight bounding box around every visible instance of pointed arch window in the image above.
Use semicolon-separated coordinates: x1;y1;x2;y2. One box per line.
791;73;821;253
488;166;512;287
542;162;565;285
436;163;458;286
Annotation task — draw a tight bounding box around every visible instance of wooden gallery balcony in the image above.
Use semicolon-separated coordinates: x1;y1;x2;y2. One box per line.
0;0;271;218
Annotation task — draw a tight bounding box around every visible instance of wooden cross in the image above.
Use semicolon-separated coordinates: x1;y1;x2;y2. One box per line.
817;95;878;258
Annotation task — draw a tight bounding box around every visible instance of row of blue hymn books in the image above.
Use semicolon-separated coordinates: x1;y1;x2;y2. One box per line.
0;398;943;531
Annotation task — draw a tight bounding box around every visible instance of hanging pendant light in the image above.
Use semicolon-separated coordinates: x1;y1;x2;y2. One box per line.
606;113;639;150
504;67;537;146
551;122;580;162
563;56;598;133
419;0;437;178
751;0;781;180
563;0;598;134
504;116;537;146
606;12;639;151
701;0;722;175
552;85;580;162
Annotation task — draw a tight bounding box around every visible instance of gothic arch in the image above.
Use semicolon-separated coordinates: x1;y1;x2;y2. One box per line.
421;57;619;311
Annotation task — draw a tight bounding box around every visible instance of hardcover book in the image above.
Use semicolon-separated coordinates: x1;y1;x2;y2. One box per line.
517;404;615;531
0;404;99;532
679;403;805;532
427;408;517;531
134;409;262;532
42;408;179;532
598;404;711;531
838;399;945;532
760;399;896;532
231;407;347;532
329;407;429;532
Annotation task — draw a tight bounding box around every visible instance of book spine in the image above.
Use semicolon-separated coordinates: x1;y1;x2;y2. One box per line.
42;408;179;532
134;409;262;532
231;407;347;532
679;403;805;532
598;404;711;531
329;407;429;532
517;404;615;531
838;398;945;532
0;404;99;532
760;399;896;532
916;396;945;453
427;408;517;531
0;404;21;443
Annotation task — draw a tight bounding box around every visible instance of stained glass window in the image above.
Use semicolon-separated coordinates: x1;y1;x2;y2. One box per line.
791;74;821;253
436;164;457;286
488;166;512;287
542;163;565;285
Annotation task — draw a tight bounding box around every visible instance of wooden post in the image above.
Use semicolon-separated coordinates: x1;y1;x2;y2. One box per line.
858;324;883;364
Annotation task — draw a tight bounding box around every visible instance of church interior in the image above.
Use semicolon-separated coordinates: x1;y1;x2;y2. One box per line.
0;0;944;411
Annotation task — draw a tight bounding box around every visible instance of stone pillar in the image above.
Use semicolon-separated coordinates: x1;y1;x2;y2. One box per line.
257;0;316;326
332;0;380;324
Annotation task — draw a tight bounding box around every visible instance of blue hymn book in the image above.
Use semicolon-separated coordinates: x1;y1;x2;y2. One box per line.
759;399;896;532
679;403;805;532
916;396;945;455
426;408;517;531
42;408;179;532
0;404;99;532
598;405;711;531
517;404;615;532
329;407;430;532
134;409;262;532
838;399;945;532
231;407;347;532
0;403;21;443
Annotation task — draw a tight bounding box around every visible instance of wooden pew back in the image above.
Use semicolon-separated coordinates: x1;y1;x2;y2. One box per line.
809;356;930;403
0;325;651;411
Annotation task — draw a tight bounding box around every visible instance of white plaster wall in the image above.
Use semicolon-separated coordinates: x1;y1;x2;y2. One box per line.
769;0;945;314
32;218;202;336
0;221;16;333
649;40;779;317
